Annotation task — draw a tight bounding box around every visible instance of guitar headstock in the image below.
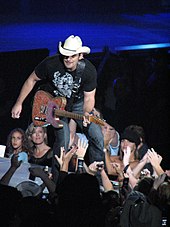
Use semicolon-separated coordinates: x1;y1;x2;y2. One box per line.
88;115;105;126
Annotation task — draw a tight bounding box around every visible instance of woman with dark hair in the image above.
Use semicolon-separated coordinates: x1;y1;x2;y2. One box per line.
4;128;30;162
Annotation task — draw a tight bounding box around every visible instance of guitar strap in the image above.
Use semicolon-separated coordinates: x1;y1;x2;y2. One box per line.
66;59;86;111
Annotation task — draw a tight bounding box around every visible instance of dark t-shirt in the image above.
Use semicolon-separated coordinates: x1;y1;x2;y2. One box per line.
29;148;53;167
34;55;97;103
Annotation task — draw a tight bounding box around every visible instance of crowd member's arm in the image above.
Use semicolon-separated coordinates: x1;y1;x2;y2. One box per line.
104;149;119;175
132;152;149;178
76;138;88;159
11;72;40;118
54;146;77;186
123;145;144;179
153;172;167;190
122;146;131;168
122;147;149;188
126;166;138;189
100;168;114;192
69;119;78;147
147;148;164;176
29;167;56;193
111;162;124;186
88;161;113;191
55;145;77;172
0;154;22;185
121;146;139;188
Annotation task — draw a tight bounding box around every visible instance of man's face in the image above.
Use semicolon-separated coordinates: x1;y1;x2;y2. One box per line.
63;54;82;71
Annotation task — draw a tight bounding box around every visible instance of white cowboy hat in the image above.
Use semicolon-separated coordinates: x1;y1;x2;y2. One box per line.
59;35;90;56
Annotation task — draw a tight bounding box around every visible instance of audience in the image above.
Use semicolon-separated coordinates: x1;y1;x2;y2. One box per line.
0;122;169;227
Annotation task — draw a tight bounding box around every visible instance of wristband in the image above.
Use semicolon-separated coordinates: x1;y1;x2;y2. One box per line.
123;164;130;173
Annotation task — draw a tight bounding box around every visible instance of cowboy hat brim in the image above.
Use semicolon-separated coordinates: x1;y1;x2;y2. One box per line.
59;41;90;56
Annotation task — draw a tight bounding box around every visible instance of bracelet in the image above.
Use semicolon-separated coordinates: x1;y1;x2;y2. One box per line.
123;164;130;174
103;148;107;152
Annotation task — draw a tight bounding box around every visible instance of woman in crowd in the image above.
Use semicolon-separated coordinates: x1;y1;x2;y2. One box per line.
105;127;141;178
4;128;30;162
26;123;53;167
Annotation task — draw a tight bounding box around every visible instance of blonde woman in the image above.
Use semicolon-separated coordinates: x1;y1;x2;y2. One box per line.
26;123;53;167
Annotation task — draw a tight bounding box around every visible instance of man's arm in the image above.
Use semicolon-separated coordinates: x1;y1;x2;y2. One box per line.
11;71;41;118
83;89;96;114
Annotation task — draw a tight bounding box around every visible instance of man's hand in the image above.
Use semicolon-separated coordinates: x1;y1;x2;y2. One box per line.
11;103;22;118
83;114;91;127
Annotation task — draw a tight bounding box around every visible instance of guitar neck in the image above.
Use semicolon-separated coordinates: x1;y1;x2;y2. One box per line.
55;109;84;120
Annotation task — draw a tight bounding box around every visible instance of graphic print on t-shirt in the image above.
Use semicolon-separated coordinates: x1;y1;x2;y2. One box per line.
52;71;75;98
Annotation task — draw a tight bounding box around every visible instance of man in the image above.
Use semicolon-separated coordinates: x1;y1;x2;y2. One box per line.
11;35;104;182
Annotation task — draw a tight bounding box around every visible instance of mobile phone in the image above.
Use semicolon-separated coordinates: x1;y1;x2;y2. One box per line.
29;173;35;181
96;163;104;168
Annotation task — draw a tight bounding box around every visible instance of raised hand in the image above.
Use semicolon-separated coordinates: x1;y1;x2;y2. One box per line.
147;148;162;166
55;147;65;168
11;154;22;169
123;146;131;167
76;138;88;159
111;162;122;174
147;148;164;176
55;145;77;171
88;161;104;174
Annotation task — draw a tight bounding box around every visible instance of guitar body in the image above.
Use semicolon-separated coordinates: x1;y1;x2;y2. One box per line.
32;90;105;128
32;90;66;128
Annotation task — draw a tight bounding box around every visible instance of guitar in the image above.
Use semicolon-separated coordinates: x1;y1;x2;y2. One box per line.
32;90;105;128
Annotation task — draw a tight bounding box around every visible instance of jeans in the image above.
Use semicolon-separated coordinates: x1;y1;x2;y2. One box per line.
52;100;104;183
